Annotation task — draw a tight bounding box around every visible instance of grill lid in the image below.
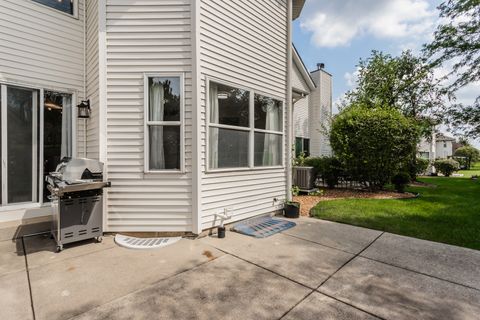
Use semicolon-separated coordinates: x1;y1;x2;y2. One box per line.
52;158;104;184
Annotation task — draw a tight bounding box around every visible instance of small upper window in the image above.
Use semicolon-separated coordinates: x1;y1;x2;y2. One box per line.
32;0;74;15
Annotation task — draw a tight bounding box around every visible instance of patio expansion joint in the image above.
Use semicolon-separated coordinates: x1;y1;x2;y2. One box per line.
64;254;227;320
317;231;385;289
281;232;359;255
21;237;36;320
206;244;386;320
357;252;480;293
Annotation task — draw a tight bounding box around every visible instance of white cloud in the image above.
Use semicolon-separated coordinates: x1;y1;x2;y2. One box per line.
300;0;437;48
344;68;360;87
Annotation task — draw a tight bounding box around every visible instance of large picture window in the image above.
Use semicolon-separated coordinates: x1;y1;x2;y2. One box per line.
0;84;73;207
208;81;284;170
32;0;75;15
145;75;183;172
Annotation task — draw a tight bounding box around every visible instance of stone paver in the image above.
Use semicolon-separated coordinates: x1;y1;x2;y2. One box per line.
0;271;33;320
283;292;379;320
320;256;480;320
29;239;224;320
362;232;480;289
282;218;382;254
0;239;25;277
71;255;311;320
201;231;353;288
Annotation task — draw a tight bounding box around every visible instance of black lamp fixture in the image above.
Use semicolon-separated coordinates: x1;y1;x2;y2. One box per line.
77;100;91;119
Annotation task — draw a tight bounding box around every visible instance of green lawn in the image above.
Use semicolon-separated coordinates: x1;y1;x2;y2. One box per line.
312;174;480;250
458;162;480;178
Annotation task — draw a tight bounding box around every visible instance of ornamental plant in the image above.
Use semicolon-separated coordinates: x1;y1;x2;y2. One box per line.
330;104;419;191
434;159;460;177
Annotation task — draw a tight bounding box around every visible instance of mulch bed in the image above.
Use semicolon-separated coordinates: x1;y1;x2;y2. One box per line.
293;189;416;216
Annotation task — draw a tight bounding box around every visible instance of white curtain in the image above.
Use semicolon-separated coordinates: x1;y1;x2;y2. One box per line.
61;95;72;158
149;80;165;169
263;101;280;166
209;84;219;168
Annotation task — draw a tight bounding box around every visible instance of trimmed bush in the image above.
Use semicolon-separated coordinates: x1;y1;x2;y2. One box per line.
304;156;343;188
414;157;430;177
391;172;411;193
434;159;460;177
330;105;419;190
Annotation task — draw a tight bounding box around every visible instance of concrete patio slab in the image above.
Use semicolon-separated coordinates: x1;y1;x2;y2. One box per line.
320;256;480;320
71;255;311;320
201;231;353;288
0;239;25;277
29;239;224;320
24;234;116;269
0;271;33;320
362;232;480;290
281;218;382;254
283;292;379;320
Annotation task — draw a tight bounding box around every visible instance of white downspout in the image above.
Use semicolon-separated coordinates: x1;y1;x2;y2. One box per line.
286;0;293;201
83;0;87;158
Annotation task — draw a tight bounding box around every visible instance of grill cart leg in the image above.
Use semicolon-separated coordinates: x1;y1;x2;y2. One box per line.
95;236;103;243
56;244;63;252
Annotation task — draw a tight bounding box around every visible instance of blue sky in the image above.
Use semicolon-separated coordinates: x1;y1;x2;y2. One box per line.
292;0;479;146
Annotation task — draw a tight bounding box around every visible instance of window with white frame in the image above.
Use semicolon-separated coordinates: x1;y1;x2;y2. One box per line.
145;75;183;172
32;0;76;16
0;84;73;207
208;81;283;170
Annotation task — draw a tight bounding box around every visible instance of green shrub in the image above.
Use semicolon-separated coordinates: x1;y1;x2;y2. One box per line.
454;146;480;170
304;156;343;188
330;104;419;190
434;159;460;177
391;172;411;193
414;157;430;177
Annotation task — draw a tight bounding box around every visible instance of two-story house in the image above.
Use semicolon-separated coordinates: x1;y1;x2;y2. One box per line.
0;0;306;236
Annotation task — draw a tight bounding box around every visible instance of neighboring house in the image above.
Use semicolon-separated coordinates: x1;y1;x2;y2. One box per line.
436;133;455;159
0;0;305;234
292;49;333;157
417;133;436;174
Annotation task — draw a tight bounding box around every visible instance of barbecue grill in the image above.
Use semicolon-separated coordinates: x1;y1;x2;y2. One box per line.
46;158;110;251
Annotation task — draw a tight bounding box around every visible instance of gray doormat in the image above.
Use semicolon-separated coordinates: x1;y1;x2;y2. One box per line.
232;217;296;238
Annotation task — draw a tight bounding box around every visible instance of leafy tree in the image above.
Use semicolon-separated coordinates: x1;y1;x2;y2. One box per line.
424;0;480;137
344;50;448;130
330;105;419;191
454;146;480;169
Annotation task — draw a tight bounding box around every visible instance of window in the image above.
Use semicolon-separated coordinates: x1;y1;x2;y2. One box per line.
253;94;283;166
208;81;284;170
32;0;75;15
295;137;310;157
0;84;73;207
145;75;183;172
419;152;429;159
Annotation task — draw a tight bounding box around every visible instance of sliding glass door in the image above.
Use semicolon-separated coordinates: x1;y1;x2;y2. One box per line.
1;85;39;205
0;84;73;207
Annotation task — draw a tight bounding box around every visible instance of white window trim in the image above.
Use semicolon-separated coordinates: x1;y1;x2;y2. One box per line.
0;81;76;208
144;73;185;174
30;0;79;19
205;77;285;173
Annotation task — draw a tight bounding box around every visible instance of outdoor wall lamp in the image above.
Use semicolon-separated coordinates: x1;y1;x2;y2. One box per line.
77;100;91;119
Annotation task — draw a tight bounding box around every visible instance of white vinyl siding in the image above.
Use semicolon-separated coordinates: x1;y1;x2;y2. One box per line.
86;0;99;159
104;0;193;232
0;0;85;158
199;0;288;229
294;97;309;138
292;59;310;94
